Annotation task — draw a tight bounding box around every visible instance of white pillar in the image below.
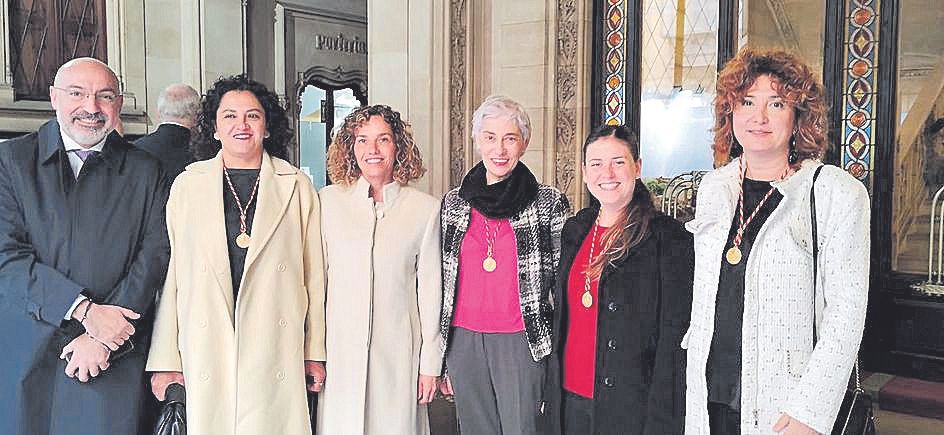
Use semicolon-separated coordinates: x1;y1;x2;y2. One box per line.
368;0;451;196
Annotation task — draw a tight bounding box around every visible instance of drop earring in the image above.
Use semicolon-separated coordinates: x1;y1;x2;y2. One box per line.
731;134;743;159
788;129;799;163
346;154;357;178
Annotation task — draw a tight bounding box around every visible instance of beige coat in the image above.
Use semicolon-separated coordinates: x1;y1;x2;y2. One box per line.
316;178;444;435
147;152;326;435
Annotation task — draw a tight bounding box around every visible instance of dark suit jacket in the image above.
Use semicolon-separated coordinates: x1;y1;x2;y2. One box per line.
0;120;170;434
134;123;193;178
544;207;694;435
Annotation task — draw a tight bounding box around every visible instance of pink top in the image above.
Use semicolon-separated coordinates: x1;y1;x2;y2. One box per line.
451;209;525;333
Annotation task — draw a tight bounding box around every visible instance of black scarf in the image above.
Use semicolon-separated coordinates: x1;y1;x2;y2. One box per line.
458;161;540;219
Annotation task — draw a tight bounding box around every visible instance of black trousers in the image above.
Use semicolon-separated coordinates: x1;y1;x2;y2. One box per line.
708;402;741;435
562;390;594;435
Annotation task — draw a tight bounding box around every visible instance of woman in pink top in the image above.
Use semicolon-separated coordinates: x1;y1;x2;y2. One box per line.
438;95;571;435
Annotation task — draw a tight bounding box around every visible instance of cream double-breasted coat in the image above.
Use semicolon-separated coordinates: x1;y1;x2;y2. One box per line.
316;178;444;435
147;152;326;435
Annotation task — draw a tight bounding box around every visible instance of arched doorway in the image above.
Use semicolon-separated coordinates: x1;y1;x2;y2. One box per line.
294;66;367;188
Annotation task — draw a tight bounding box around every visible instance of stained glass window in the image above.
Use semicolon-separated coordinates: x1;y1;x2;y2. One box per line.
841;0;880;190
603;0;628;125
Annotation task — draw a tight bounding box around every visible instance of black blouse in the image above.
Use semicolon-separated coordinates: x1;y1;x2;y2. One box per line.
706;177;783;410
223;168;259;303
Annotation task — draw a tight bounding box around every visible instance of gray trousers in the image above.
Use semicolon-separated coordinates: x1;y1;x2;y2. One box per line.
445;327;545;435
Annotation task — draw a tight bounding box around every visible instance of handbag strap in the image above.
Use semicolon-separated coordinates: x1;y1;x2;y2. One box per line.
811;164;823;342
810;164;863;391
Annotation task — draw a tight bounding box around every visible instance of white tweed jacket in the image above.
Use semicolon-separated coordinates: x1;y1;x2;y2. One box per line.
682;158;870;435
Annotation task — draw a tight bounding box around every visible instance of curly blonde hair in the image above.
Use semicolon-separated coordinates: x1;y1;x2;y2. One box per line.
713;48;828;169
327;105;426;185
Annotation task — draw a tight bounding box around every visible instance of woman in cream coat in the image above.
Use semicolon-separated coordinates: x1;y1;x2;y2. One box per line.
147;75;326;435
317;104;443;434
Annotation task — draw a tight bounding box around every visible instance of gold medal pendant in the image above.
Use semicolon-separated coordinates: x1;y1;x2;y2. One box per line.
483;256;497;272
236;232;251;249
223;166;260;251
725;246;742;265
581;291;593;308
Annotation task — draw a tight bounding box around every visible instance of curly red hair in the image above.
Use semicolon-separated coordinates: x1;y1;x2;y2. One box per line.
712;48;828;169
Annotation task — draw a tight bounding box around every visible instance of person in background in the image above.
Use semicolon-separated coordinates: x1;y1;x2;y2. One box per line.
135;83;201;177
438;95;571;435
683;48;870;435
317;104;443;435
0;57;170;435
545;124;692;435
147;74;326;435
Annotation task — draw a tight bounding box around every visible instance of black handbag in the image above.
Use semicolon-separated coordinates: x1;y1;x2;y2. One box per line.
153;383;186;435
810;165;876;435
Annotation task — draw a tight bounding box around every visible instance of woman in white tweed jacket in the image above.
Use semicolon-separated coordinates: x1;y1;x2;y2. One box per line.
683;48;870;435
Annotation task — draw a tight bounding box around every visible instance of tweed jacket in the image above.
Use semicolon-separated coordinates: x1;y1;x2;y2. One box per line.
439;184;571;362
682;158;870;435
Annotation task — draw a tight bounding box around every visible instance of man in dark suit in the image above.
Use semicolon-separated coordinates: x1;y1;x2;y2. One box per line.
134;83;200;178
0;57;170;435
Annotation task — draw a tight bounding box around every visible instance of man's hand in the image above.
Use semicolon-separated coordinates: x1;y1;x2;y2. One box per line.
81;302;139;350
438;375;454;396
60;334;110;382
773;414;819;435
150;371;186;401
305;361;326;392
418;374;437;404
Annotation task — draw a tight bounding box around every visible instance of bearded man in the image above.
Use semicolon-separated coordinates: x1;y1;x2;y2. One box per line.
0;57;170;435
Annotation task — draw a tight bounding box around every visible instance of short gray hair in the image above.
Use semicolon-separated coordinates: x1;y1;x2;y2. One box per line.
471;95;532;143
158;83;201;122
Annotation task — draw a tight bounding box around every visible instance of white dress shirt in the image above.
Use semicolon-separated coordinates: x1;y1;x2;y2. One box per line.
61;129;107;178
60;130;108;319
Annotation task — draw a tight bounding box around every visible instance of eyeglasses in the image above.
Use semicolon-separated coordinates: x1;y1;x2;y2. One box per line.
50;86;122;104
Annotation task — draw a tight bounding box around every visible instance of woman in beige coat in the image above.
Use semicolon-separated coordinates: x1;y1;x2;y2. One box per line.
147;75;326;435
317;104;444;435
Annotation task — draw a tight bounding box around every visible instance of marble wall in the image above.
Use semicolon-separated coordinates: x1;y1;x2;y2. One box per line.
141;0;246;132
0;0;588;205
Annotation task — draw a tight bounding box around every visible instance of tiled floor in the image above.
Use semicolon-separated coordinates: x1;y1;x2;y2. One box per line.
875;408;944;435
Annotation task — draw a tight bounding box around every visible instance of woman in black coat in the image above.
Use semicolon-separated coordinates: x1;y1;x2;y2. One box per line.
544;124;694;435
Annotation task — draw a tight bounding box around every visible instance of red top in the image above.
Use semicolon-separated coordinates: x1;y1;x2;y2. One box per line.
563;224;607;398
452;209;525;333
